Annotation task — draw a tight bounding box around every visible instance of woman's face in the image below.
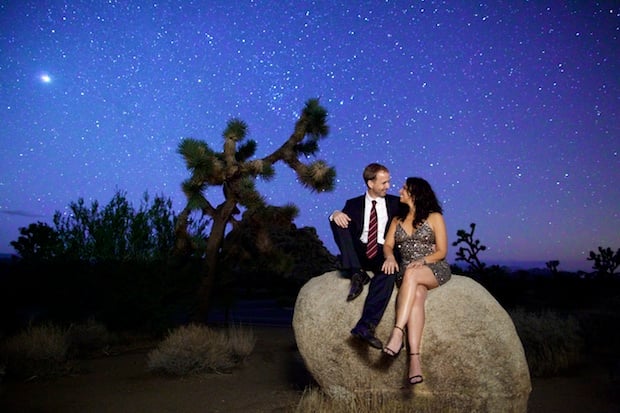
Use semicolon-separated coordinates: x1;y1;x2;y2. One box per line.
399;184;413;204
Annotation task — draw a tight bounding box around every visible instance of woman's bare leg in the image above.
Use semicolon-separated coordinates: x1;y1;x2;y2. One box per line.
394;266;436;383
407;284;428;381
384;265;437;354
383;269;417;354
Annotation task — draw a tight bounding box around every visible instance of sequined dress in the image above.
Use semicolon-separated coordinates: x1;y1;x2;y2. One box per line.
394;220;452;287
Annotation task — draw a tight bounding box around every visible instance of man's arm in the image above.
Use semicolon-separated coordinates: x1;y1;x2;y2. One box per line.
330;210;352;228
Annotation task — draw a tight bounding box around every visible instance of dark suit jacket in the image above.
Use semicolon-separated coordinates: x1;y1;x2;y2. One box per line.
341;193;402;245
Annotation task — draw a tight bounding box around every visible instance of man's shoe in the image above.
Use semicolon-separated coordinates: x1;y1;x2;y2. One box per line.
346;271;369;301
347;277;364;301
351;326;383;349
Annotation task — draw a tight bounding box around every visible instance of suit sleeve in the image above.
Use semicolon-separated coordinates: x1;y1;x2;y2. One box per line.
342;197;363;237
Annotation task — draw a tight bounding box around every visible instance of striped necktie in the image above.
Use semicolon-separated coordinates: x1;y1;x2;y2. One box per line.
366;200;378;259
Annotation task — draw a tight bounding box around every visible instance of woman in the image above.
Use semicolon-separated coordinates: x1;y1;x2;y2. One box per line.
381;177;452;386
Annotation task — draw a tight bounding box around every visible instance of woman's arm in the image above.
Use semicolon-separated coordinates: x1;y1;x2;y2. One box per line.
424;212;448;263
382;219;400;274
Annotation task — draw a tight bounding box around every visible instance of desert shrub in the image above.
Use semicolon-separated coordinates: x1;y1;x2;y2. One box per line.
510;308;583;377
293;386;464;413
0;323;70;379
226;323;258;357
147;323;255;376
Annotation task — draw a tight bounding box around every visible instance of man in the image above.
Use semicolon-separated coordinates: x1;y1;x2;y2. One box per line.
329;163;402;349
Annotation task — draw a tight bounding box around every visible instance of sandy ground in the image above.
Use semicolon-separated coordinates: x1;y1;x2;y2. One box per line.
1;326;619;413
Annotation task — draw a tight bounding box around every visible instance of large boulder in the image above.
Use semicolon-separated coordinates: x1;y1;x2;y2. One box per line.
292;271;531;412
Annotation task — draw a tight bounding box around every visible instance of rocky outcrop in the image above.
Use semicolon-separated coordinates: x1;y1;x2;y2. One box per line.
292;271;531;412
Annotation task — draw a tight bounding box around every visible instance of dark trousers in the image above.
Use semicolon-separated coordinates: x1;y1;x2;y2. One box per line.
330;222;395;330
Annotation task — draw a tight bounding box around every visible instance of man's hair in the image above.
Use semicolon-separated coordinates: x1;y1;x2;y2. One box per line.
363;163;389;184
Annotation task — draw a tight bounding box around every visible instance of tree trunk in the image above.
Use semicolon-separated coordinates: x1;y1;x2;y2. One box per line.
193;199;238;322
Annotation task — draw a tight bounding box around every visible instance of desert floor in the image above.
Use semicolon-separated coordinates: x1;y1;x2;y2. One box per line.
1;326;619;413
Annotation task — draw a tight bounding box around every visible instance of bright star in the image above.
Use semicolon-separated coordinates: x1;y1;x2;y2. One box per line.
39;73;52;83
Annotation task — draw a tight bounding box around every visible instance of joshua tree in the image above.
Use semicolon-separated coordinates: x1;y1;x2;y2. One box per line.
587;246;620;276
545;260;560;274
176;98;336;320
452;222;487;274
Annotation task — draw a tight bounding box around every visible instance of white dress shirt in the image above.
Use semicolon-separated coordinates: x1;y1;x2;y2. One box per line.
361;193;388;244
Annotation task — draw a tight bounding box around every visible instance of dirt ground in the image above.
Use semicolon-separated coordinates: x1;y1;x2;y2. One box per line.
1;326;619;413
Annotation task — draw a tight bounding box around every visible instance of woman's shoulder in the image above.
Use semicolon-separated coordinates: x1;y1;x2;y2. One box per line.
427;212;444;223
390;216;406;229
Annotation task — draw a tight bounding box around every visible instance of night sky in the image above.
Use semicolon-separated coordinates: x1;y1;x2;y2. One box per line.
1;1;618;272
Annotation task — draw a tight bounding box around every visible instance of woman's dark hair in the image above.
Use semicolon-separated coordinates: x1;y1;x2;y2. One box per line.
396;177;443;228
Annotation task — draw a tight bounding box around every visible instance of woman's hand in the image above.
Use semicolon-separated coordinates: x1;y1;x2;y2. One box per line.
407;259;426;269
382;256;399;275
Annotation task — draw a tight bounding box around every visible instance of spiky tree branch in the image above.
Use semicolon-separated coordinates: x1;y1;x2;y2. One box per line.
175;98;336;320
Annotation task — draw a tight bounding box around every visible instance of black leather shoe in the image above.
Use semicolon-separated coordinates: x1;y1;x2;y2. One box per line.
347;271;369;301
347;277;364;301
351;326;383;349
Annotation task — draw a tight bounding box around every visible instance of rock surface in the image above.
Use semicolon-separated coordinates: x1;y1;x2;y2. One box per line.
292;271;531;412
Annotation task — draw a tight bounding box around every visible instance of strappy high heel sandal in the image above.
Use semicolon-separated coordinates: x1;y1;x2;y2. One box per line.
382;325;405;357
408;352;424;386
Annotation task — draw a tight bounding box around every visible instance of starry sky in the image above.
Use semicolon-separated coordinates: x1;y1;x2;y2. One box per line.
1;1;618;272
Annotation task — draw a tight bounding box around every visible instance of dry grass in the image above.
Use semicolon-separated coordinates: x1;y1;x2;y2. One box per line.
292;386;465;413
146;323;256;376
0;322;70;379
226;323;257;356
0;320;257;381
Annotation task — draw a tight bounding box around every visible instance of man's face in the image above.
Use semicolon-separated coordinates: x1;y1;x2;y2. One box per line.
368;170;391;198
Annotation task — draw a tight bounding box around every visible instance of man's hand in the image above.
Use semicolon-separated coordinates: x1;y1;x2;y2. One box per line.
331;210;352;228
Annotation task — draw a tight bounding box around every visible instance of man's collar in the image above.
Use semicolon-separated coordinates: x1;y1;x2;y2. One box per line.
365;192;385;202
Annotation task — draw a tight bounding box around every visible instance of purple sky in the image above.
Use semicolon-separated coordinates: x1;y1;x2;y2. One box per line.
1;1;618;272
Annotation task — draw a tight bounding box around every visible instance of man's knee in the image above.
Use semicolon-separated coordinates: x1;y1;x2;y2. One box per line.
369;271;395;289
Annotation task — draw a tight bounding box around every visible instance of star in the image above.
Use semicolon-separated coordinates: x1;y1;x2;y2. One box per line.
39;73;52;83
0;2;616;273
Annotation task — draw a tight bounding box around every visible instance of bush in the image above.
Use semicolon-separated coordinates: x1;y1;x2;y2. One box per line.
0;323;70;379
147;323;255;376
510;308;583;377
